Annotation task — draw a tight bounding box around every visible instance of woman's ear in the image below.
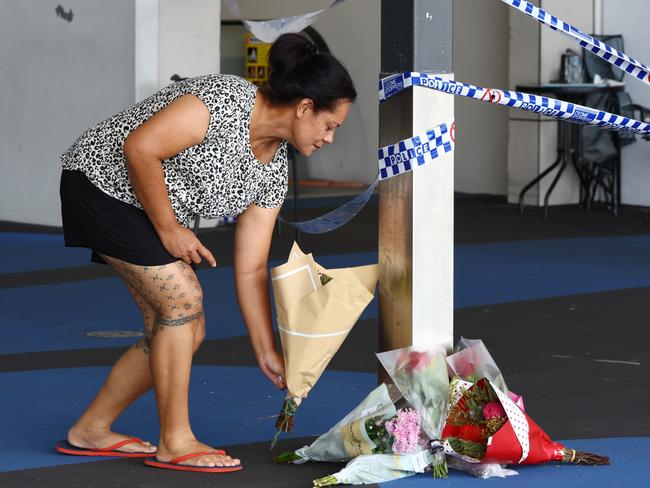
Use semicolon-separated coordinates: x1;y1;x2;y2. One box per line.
296;98;314;119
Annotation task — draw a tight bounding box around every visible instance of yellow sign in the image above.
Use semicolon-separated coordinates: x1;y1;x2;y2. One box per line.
245;33;271;86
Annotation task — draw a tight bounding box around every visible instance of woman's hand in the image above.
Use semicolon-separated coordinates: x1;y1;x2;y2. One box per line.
158;224;217;267
258;349;286;390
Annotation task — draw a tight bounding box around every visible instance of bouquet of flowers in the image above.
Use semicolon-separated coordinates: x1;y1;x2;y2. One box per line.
312;450;433;487
269;242;378;448
310;408;432;486
443;339;524;478
377;347;450;478
309;347;448;486
442;377;610;467
274;383;402;464
447;337;525;411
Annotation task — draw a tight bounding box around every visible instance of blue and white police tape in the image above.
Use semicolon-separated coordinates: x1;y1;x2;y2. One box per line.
379;72;650;136
275;118;455;233
277;179;379;234
223;0;346;43
378;120;455;180
501;0;650;86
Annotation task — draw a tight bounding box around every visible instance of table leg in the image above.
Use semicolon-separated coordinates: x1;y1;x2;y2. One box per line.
518;150;563;214
543;155;568;219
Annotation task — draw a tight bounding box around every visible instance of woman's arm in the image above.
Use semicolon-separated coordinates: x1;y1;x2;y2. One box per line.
123;94;216;266
234;203;286;390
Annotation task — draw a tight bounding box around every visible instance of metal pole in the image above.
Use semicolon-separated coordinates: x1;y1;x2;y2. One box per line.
379;0;455;356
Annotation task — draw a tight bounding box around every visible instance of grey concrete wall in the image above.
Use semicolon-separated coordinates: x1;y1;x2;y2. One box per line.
159;0;221;87
603;0;650;206
0;0;135;225
453;0;509;196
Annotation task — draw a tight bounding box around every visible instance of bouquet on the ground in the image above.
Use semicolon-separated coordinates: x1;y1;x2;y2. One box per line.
442;377;610;467
274;383;432;487
377;346;450;478
443;339;522;478
269;242;378;448
274;383;403;464
312;450;433;487
447;337;525;412
311;347;449;486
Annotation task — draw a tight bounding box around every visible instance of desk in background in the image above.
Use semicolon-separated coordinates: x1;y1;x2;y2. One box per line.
515;83;623;217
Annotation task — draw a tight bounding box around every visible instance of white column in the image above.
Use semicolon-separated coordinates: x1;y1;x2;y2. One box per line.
135;0;160;102
412;83;454;351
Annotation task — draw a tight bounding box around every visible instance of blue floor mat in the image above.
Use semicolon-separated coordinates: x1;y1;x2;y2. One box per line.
0;365;376;472
380;437;650;487
0;253;379;355
454;236;650;308
0;233;91;273
7;236;650;354
2;365;646;485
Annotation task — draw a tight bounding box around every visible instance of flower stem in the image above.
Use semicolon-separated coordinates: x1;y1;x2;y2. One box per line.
432;460;448;478
270;398;299;449
313;475;338;487
273;451;303;463
431;448;448;478
561;448;610;465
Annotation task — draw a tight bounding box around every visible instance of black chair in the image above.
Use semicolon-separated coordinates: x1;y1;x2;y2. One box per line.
580;34;650;213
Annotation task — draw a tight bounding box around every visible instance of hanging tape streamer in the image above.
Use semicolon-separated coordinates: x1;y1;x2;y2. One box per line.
501;0;650;86
276;118;455;234
223;0;347;43
380;72;650;136
277;179;378;234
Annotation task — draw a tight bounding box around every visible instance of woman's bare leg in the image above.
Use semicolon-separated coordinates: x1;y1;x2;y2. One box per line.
70;255;238;467
67;280;157;453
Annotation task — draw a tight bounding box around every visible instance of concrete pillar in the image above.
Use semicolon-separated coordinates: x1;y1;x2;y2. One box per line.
379;0;455;355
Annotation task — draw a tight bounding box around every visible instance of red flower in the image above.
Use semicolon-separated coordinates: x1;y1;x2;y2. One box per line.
483;401;506;419
397;350;431;372
407;351;431;371
458;425;484;444
442;424;459;438
458;360;476;379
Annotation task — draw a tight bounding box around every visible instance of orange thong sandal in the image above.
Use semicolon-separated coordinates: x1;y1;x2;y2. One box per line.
144;450;242;473
55;437;156;458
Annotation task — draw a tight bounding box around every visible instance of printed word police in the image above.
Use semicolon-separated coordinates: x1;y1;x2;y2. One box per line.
388;142;431;165
517;102;562;117
417;77;464;96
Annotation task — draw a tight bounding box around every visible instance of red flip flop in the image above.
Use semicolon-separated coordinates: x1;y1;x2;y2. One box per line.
55;438;156;458
144;450;242;473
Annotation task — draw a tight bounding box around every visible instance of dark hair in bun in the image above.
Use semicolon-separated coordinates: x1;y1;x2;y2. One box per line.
261;33;357;112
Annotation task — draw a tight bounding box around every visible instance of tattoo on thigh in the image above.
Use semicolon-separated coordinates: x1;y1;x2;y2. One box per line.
135;338;150;354
154;311;204;329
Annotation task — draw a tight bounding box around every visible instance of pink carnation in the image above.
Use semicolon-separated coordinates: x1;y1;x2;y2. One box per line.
482;401;506;419
385;409;423;454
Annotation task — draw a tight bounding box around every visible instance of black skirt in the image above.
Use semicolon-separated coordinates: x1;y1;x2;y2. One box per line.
60;169;178;266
